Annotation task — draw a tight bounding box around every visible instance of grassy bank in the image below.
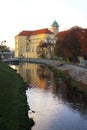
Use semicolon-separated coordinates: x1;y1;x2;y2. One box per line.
0;62;34;130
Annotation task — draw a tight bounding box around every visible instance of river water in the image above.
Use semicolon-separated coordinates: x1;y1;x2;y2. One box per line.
11;62;87;130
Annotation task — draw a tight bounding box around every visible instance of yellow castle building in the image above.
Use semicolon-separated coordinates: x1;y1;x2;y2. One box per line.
15;20;59;59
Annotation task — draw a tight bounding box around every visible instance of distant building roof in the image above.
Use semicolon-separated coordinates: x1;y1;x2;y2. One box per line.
16;28;53;36
51;20;59;27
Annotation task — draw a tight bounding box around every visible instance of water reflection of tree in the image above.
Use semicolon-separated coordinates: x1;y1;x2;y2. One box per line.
36;65;53;79
36;65;54;91
52;74;87;119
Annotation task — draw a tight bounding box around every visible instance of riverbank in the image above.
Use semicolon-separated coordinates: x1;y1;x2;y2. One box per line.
21;58;87;86
51;62;87;85
0;62;34;130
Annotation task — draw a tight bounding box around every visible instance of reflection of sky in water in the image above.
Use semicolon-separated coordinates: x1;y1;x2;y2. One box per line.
26;88;62;129
10;65;16;69
26;87;87;130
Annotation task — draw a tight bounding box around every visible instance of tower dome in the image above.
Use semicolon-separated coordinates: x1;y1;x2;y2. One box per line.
51;20;59;35
51;20;59;27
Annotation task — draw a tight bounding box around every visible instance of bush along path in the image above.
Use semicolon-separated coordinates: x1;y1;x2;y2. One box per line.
0;62;35;130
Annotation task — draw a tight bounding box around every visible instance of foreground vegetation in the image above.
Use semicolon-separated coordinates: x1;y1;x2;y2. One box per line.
0;62;34;130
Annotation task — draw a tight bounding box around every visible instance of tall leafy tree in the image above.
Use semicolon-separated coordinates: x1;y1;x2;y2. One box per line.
55;26;84;62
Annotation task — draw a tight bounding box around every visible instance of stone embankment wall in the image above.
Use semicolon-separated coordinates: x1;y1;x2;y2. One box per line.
52;62;87;85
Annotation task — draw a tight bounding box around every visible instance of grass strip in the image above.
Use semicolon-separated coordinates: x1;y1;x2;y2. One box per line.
0;62;34;130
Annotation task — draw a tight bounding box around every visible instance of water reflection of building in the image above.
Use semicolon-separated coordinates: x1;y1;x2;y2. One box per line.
16;63;53;89
15;20;59;59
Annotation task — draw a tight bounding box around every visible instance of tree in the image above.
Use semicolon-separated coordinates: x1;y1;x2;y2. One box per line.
36;40;54;58
78;29;87;59
0;41;11;61
0;40;10;52
55;26;87;61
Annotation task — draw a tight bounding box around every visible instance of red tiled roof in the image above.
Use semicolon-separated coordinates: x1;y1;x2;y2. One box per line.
17;31;32;36
32;28;53;35
17;28;53;36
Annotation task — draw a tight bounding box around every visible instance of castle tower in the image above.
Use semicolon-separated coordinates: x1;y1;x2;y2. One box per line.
51;20;59;36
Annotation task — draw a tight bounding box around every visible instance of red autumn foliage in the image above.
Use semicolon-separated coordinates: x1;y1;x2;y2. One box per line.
78;29;87;58
55;26;87;61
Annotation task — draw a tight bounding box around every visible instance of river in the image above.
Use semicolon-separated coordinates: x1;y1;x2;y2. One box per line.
11;62;87;130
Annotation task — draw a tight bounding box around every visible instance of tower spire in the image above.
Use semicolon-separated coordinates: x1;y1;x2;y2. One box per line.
51;20;59;35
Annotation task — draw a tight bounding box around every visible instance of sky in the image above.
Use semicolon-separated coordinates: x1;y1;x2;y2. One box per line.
0;0;87;49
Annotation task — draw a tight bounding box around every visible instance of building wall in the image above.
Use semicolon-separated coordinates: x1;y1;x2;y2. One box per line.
15;33;55;59
15;36;27;58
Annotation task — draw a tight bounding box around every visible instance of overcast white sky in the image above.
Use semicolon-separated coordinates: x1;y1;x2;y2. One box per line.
0;0;87;49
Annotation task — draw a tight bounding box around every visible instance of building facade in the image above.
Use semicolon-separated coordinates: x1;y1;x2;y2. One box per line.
15;20;59;59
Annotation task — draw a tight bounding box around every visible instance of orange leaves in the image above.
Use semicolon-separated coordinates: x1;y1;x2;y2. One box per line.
56;26;87;61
